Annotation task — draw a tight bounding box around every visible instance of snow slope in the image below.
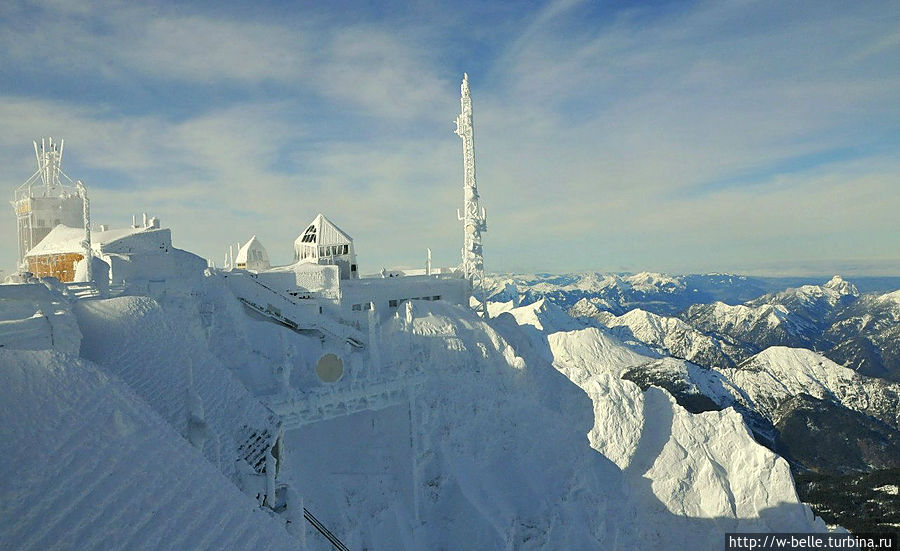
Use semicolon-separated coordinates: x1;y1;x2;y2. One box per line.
0;349;299;550
489;301;825;545
74;293;281;485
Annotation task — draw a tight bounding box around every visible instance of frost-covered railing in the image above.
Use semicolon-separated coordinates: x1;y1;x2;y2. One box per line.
264;375;422;430
304;508;351;551
223;271;364;347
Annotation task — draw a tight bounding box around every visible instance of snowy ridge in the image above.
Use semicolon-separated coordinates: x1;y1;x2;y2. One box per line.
589;306;747;368
0;350;298;550
483;272;774;316
746;277;859;327
487;300;825;546
624;271;686;293
720;347;900;429
696;302;804;333
412;306;824;549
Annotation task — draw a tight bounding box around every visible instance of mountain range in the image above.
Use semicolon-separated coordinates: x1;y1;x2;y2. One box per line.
485;272;900;532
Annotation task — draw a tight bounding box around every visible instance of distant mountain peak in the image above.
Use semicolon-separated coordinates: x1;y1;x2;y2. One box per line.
824;275;859;297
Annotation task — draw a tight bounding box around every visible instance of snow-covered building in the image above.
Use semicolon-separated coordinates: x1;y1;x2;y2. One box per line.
234;212;468;323
23;215;205;293
11;138;86;267
293;213;357;280
235;235;270;272
23;225;90;282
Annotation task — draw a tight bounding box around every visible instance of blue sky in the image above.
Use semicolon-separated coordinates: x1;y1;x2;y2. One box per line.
2;0;899;276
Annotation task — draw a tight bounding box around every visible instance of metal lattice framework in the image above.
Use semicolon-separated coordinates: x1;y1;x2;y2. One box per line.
11;138;83;267
454;73;488;316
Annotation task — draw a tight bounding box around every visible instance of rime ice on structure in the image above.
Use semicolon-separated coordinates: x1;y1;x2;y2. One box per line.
235;235;271;272
455;73;488;316
11;138;85;268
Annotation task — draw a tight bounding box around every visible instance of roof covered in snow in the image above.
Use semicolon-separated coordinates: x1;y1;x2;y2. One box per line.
24;224;158;257
294;213;353;247
23;225;87;257
235;235;270;270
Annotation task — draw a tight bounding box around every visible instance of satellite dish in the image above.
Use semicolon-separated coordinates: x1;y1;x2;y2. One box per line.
316;353;343;383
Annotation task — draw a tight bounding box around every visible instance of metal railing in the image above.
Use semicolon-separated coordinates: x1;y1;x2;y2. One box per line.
304;507;350;551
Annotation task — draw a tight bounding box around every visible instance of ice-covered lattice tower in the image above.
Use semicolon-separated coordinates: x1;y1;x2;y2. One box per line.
11;138;86;267
455;73;488;316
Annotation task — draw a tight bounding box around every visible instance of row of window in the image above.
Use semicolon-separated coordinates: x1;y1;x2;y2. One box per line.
246;249;265;262
388;296;441;308
34;218;61;228
350;295;442;311
299;225;317;243
323;244;349;256
299;244;350;259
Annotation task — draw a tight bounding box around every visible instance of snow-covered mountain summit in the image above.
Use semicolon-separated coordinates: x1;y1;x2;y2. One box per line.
723;346;900;430
0;268;830;549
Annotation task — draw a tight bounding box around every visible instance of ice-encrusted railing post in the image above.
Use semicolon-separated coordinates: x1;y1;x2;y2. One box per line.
185;359;208;450
276;331;293;393
283;484;306;544
407;378;422;523
368;304;382;378
264;448;276;508
76;181;91;284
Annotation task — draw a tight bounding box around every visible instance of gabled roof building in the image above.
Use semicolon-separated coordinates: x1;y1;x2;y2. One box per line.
235;235;270;272
293;213;358;280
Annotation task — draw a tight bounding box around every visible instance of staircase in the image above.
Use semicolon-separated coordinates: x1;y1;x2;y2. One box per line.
224;272;364;348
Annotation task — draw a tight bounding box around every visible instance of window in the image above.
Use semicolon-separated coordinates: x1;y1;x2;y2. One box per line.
364;302;372;310
433;295;441;301
301;225;317;243
319;246;325;256
352;304;361;311
388;299;398;308
36;219;45;227
351;264;357;272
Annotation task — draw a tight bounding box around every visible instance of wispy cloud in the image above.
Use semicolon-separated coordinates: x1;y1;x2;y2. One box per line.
1;1;898;276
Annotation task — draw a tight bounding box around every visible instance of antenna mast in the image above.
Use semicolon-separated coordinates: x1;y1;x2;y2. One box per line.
455;73;488;316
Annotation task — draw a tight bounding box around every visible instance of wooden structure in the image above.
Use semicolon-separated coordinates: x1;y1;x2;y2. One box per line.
26;251;83;281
